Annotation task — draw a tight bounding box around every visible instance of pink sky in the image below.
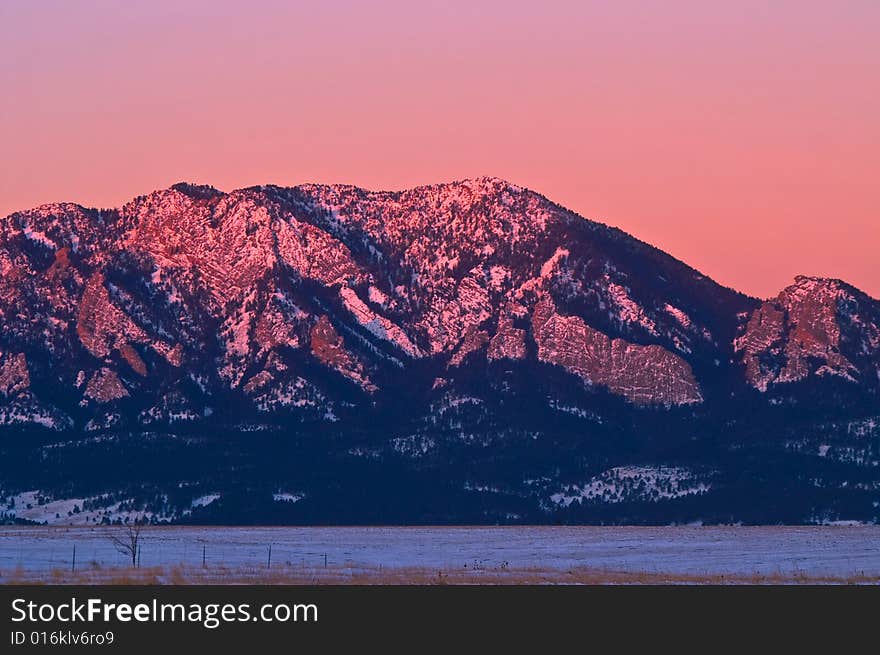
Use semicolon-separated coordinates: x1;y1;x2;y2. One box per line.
1;1;877;298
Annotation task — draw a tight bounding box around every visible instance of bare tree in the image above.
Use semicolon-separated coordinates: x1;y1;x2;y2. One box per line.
108;524;143;567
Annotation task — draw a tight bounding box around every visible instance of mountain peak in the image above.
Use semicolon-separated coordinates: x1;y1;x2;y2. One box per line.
169;182;224;200
421;176;525;199
737;273;880;391
2;178;879;525
457;175;519;189
790;274;846;292
1;178;876;432
781;276;848;304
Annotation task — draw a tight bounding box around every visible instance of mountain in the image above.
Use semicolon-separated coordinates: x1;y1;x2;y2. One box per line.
736;276;880;391
1;178;878;525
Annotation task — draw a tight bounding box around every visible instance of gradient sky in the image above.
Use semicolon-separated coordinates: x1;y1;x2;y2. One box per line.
1;1;877;298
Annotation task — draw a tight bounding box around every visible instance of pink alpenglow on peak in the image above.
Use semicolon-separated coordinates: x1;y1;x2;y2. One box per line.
0;180;878;432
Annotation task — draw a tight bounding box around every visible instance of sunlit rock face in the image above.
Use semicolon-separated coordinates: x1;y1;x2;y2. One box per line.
531;293;702;405
735;276;880;392
0;178;876;432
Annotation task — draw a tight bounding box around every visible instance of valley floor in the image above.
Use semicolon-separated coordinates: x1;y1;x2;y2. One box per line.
1;525;878;585
3;563;878;585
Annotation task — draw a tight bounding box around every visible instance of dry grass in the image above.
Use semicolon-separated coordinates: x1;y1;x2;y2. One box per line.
2;563;878;585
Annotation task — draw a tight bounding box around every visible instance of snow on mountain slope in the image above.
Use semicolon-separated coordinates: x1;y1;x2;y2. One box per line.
735;276;880;391
0;179;876;432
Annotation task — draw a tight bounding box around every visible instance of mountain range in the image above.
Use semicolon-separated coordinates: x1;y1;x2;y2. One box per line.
1;177;878;524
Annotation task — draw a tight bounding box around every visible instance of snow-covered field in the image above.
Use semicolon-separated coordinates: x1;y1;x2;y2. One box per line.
1;526;879;583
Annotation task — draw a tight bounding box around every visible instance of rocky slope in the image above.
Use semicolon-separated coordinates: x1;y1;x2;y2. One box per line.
1;178;877;524
735;276;880;391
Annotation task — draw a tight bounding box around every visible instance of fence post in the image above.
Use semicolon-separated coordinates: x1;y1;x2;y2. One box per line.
202;545;206;568
324;553;327;568
267;545;272;569
71;545;76;573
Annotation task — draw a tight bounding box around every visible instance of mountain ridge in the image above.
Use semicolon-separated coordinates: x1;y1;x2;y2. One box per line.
12;177;874;301
1;178;877;525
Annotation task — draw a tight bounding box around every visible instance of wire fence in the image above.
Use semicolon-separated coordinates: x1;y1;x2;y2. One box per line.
0;526;878;578
0;538;341;573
